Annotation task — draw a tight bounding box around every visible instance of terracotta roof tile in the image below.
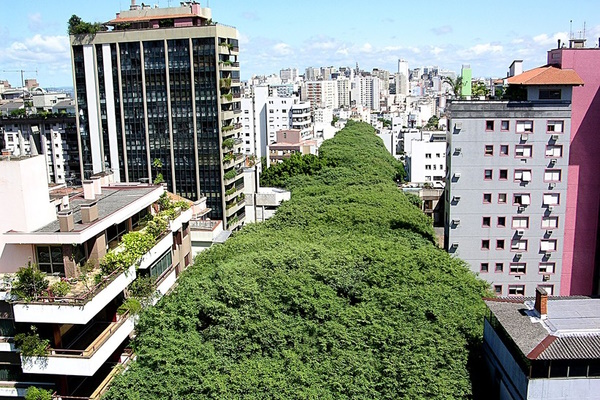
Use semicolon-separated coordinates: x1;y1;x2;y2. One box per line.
507;66;584;86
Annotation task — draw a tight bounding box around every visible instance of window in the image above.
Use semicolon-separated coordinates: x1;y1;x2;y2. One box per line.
495;263;504;272
484;169;493;180
494;285;503;295
510;263;526;274
542;217;559;229
508;285;525;296
496;239;505;250
499;169;508;180
515;145;533;158
544;169;562;182
436;153;441;158
547;120;564;133
482;217;491;227
36;245;65;276
149;251;172;278
425;165;432;170
425;153;432;159
483;193;492;203
500;145;509;156
482;240;490;250
511;239;528;251
539;262;555;274
516;120;533;133
486;120;494;131
514;193;531;206
497;216;506;227
514;169;532;182
543;193;560;205
537;284;554;295
501;120;510;131
545;145;563;157
484;145;494;156
480;263;489;273
512;217;529;229
540;90;561;100
498;193;507;203
541;240;557;252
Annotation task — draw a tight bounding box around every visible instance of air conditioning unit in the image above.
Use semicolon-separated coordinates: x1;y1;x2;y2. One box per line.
546;229;553;235
521;134;528;141
549;183;556;189
551;134;559;140
454;147;462;154
518;206;525;212
452;219;460;226
516;230;524;236
454;122;462;130
543;274;551;282
548;206;554;212
451;242;459;248
454;172;461;179
453;196;461;202
550;158;557;165
514;253;522;259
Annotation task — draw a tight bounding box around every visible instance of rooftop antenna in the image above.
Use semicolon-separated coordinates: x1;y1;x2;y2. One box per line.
583;21;586;40
569;20;573;39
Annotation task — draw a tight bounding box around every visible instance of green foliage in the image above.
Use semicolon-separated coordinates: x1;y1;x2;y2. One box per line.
118;297;142;316
104;121;489;400
472;82;489;97
331;115;339;127
222;138;235;149
145;215;168;239
158;192;171;211
68;14;103;35
10;108;25;117
443;75;463;98
14;326;49;358
12;265;49;300
173;200;191;211
404;192;423;209
378;117;392;128
49;280;70;297
260;153;325;188
153;173;164;185
424;115;439;130
224;169;237;180
25;386;52;400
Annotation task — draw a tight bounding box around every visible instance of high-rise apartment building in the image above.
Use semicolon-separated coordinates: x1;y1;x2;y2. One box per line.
304;80;338;110
445;63;583;297
70;1;244;229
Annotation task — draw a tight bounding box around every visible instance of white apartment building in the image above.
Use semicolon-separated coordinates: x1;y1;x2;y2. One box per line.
352;76;381;111
337;78;350;108
304;80;338;110
408;139;446;185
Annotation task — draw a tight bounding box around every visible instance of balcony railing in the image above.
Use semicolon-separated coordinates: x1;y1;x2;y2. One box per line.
189;219;219;231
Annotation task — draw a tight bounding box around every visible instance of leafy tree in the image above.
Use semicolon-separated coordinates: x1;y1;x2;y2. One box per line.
104;121;489;399
443;75;463;98
472;82;489;97
405;192;423;208
12;264;48;300
424;115;439;130
25;387;52;400
15;326;49;358
67;14;103;35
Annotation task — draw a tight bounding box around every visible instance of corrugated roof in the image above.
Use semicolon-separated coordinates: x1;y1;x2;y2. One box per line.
507;65;584;86
537;334;600;360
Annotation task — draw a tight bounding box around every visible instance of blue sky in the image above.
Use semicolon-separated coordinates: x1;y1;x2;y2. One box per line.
1;0;599;87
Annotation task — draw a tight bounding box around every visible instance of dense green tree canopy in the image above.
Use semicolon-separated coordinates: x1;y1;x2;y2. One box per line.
105;121;489;399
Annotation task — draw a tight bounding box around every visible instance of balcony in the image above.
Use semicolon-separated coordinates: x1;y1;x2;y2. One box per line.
225;185;243;202
228;212;245;230
221;109;235;121
168;207;193;233
138;232;174;271
225;199;246;217
21;314;135;376
223;169;243;186
222;153;244;169
12;264;137;325
219;61;239;70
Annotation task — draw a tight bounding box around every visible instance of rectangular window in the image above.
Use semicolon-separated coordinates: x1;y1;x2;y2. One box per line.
515;145;533;158
495;263;504;272
510;263;526;274
514;169;532;182
508;285;525;296
425;165;432;170
497;216;506;227
539;262;555;274
513;194;531;206
545;145;563;157
483;193;492;203
512;216;529;229
425;153;432;158
540;90;561;100
499;169;508;180
541;239;557;252
482;217;491;227
484;145;494;156
484;169;493;180
494;285;503;295
500;145;509;156
496;239;505;250
486;120;494;131
516;120;533;133
501;120;510;131
36;245;65;276
480;263;489;273
543;193;560;205
498;193;507;203
482;240;490;250
511;239;528;251
541;216;559;229
544;169;562;182
547;121;564;133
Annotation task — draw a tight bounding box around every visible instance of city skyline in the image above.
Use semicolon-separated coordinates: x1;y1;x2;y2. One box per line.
0;0;599;87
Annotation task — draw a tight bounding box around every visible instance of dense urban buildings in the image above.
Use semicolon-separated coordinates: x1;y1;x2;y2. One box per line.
70;1;244;229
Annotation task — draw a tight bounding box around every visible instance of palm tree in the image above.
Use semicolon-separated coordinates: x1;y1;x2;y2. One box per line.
442;76;463;98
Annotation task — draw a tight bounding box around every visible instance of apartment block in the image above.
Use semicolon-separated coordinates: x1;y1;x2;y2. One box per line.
267;129;317;165
445;64;583;297
0;154;192;398
70;1;244;229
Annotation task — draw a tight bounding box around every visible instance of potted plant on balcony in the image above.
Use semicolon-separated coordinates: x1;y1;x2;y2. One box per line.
11;264;49;301
14;326;49;363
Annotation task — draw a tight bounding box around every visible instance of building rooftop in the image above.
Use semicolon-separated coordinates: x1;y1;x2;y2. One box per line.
507;65;584;86
485;296;600;361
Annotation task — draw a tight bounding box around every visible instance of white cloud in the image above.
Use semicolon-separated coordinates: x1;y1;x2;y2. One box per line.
469;43;503;55
28;13;43;32
272;43;292;56
4;35;69;64
360;43;373;53
533;32;568;46
431;47;444;56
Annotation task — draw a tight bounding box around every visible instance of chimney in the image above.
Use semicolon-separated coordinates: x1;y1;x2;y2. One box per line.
508;60;523;78
557;39;561;49
92;176;102;196
58;209;74;232
534;287;548;319
80;201;99;224
1;149;10;156
83;180;95;200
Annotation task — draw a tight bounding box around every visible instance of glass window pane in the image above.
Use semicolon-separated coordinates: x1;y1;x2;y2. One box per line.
37;247;51;264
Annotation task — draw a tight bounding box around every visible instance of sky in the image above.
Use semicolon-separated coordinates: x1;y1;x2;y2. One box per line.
0;0;599;88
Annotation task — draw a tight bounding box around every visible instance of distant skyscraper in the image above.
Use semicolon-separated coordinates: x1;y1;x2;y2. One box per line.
397;59;409;96
70;1;245;228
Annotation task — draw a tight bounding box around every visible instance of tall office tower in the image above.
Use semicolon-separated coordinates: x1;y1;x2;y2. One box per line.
460;64;472;98
397;59;409;96
445;62;583;297
70;1;244;229
546;40;600;295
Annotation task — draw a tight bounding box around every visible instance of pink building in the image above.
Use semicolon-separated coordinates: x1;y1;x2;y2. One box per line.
547;40;600;295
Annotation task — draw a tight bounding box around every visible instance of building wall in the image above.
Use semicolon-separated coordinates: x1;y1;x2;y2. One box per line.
409;140;446;184
547;48;600;295
446;101;571;296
